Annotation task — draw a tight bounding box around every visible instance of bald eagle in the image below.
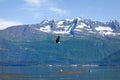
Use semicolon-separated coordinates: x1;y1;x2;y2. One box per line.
56;36;60;43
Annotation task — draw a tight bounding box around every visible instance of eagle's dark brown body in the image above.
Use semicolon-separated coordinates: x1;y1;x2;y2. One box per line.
56;36;60;43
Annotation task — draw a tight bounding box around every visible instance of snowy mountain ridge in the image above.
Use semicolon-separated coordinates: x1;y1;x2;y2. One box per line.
33;17;120;36
1;17;120;39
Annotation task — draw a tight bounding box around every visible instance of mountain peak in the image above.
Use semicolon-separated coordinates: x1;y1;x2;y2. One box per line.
75;17;82;21
1;17;120;38
34;17;120;36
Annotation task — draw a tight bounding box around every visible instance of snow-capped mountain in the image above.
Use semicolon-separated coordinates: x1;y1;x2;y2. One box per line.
0;17;120;66
33;17;120;36
0;17;120;38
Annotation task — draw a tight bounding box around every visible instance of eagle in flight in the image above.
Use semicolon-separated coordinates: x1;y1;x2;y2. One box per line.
56;36;60;43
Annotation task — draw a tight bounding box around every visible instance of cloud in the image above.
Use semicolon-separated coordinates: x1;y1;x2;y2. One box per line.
49;7;67;15
0;19;22;30
24;0;47;7
22;0;68;19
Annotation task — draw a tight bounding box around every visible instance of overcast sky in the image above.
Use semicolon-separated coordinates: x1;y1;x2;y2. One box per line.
0;0;120;29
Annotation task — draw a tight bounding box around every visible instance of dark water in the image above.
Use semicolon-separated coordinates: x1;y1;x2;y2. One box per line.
0;64;120;80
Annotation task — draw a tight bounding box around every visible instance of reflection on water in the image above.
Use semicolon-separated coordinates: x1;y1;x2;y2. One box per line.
0;65;120;80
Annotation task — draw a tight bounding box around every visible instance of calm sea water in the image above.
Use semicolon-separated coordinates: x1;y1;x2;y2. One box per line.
0;64;120;80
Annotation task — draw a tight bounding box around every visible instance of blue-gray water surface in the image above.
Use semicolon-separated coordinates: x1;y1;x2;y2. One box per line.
0;64;119;80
